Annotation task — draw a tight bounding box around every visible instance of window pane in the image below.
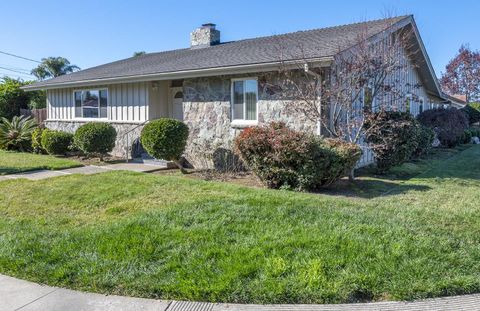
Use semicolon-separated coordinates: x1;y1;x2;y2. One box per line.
83;90;99;118
74;91;82;117
245;80;257;120
233;81;244;120
100;90;108;118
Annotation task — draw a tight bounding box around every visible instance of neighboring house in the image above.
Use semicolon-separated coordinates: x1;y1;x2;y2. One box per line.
23;15;459;168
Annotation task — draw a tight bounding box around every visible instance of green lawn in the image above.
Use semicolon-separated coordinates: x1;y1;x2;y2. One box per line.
0;150;82;175
0;146;479;304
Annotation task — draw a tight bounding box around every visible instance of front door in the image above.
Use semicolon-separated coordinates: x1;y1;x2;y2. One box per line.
171;88;184;121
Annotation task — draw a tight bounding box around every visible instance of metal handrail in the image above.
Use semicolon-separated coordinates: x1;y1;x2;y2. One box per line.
121;120;149;162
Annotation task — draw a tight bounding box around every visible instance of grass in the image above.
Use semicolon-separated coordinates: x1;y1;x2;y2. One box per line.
0;150;82;175
0;146;479;304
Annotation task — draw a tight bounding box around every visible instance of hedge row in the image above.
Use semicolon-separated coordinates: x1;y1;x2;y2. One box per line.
34;122;117;158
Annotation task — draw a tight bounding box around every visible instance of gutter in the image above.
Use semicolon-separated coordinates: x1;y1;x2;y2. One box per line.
21;57;333;91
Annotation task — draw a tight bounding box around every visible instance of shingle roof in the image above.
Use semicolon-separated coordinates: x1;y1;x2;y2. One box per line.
25;16;409;89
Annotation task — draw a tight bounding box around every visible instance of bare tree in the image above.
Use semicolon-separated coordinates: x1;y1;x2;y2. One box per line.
274;20;419;179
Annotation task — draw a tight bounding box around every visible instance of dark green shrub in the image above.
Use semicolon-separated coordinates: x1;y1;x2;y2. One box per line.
417;108;469;147
234;122;361;190
461;103;480;125
320;138;362;184
463;129;473;144
468;127;480;138
31;127;44;153
74;122;116;160
0;115;37;151
364;111;418;173
41;129;73;155
412;124;435;158
141;118;189;171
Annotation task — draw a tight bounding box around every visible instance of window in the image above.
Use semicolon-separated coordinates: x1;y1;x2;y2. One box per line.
419;97;424;114
74;89;108;118
231;79;258;121
364;86;373;113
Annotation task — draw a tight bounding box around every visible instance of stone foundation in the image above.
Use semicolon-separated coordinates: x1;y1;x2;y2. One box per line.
182;74;317;169
44;120;144;158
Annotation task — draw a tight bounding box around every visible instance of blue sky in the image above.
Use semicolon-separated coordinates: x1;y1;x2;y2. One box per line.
0;0;478;81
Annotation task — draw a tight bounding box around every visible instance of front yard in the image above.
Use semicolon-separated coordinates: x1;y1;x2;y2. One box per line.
0;150;82;175
0;145;479;303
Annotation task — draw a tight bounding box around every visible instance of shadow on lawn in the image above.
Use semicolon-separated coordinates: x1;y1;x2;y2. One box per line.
318;178;431;199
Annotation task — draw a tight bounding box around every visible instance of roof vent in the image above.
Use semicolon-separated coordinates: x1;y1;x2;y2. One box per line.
190;23;220;48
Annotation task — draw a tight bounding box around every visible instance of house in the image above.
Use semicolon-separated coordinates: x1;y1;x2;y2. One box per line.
22;15;458;168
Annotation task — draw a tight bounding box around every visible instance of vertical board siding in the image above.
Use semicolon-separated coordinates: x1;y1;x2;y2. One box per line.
356;43;441;168
46;82;149;122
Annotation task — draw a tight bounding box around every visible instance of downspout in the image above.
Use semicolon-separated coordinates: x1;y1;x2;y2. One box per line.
304;63;322;136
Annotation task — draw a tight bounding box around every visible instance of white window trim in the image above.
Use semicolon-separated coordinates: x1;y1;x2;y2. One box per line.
73;88;109;120
230;77;258;127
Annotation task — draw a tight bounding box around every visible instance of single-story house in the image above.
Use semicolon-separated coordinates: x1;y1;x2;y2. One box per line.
23;15;459;168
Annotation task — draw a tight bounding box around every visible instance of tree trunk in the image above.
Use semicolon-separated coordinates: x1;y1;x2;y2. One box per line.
348;168;355;181
174;160;187;174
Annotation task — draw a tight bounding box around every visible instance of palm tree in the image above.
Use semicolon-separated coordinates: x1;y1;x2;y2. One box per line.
31;57;80;80
0;115;37;151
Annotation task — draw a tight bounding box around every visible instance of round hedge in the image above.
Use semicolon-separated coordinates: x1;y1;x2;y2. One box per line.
141;118;189;162
417;108;468;147
74;122;116;158
364;111;419;173
41;129;73;155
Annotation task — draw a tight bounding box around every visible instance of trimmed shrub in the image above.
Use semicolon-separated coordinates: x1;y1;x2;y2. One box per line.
41;129;73;155
234;122;361;190
364;111;418;173
412;123;435;158
467;127;480;138
417;108;469;147
74;122;116;160
320;138;362;184
31;127;45;153
461;103;480;125
141;118;189;171
463;129;473;144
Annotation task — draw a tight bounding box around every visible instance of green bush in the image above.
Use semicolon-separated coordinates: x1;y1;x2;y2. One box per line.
0;115;37;151
463;129;473;144
141;118;189;170
41;129;73;155
31;127;44;153
74;122;116;160
417;108;469;147
467;127;480;138
461;103;480;125
412;124;435;158
234;122;361;190
364;111;419;173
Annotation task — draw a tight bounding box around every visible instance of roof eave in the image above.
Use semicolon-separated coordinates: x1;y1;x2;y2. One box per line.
22;57;333;91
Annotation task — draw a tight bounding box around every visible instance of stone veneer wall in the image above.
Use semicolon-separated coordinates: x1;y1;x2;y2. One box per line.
182;73;317;169
44;120;144;158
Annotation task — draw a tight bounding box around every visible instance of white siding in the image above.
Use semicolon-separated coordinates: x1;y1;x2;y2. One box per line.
46;82;150;122
356;44;441;168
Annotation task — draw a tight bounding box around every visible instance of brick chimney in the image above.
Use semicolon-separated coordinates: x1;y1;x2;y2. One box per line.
190;23;220;48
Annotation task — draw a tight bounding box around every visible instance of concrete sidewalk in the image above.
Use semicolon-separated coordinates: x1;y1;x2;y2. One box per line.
2;274;480;311
0;163;167;181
